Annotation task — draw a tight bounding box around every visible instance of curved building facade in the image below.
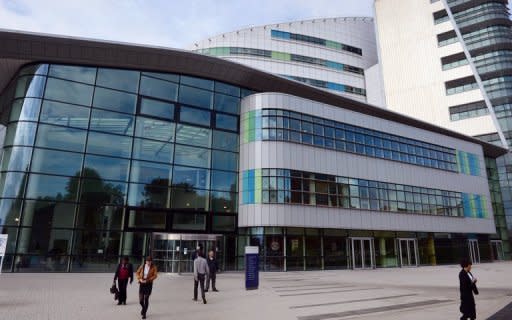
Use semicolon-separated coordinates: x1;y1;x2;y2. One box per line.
0;30;506;272
190;18;378;103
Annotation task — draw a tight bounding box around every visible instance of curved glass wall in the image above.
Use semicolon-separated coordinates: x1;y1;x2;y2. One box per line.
0;63;245;272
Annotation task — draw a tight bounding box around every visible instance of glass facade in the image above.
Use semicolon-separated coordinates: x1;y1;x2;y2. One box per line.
0;63;243;272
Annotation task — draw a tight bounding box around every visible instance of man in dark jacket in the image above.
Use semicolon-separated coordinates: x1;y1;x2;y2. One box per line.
459;258;478;320
205;249;219;292
114;256;134;305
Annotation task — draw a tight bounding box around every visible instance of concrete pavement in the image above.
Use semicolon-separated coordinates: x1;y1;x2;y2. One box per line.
0;262;511;320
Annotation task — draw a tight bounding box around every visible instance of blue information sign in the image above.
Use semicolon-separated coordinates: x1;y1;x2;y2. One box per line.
245;246;259;290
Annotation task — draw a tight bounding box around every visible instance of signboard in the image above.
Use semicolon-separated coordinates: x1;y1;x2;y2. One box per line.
245;246;259;290
0;234;7;274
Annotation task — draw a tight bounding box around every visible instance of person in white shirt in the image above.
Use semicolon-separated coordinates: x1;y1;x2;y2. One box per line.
193;250;210;304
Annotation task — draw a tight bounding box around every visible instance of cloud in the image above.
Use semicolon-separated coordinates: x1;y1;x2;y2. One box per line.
0;0;374;48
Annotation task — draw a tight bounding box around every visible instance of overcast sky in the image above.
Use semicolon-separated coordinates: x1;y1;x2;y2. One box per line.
0;0;374;48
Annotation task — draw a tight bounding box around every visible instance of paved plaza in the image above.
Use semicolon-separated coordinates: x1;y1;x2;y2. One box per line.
0;262;511;320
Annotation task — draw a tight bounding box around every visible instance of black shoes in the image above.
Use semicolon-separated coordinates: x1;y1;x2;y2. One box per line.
142;314;146;319
203;299;207;304
205;289;208;292
213;289;219;292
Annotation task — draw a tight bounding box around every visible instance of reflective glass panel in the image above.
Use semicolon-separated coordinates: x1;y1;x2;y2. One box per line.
22;200;76;228
0;172;26;198
179;106;211;126
171;189;209;210
135;117;175;142
49;65;96;84
9;98;41;122
212;215;236;231
96;68;140;93
132;138;173;163
140;76;178;102
174;145;210;168
141;71;179;83
39;100;89;129
214;93;240;114
1;147;32;172
75;205;123;230
4;122;37;147
172;212;206;230
93;87;137;114
35;124;86;152
215;82;240;97
210;191;237;213
215;113;238;131
86;131;132;158
0;198;22;226
130;160;172;185
45;78;94;106
83;154;130;181
139;98;175;120
15;75;46;98
127;183;169;208
172;166;209;189
175;124;211;147
89;108;134;135
26;173;79;201
211;170;237;192
212;130;238;152
178;85;213;109
127;209;167;229
212;150;238;171
80;178;126;206
180;76;213;90
31;148;83;176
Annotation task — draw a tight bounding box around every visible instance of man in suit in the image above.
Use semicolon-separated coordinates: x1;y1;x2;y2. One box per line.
459;258;479;320
114;256;134;305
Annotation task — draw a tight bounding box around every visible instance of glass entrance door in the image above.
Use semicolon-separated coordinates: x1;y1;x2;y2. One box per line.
348;237;374;269
152;233;222;273
397;238;418;267
468;239;480;264
491;240;504;261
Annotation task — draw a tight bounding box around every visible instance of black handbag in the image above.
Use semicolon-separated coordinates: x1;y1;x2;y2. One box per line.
110;281;119;300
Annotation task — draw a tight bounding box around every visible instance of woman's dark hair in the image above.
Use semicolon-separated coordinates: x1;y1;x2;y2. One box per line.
460;258;472;268
145;256;153;262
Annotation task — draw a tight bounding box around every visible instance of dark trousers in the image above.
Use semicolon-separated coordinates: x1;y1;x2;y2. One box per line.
139;283;153;316
117;279;128;303
205;271;216;291
194;273;206;301
460;317;475;320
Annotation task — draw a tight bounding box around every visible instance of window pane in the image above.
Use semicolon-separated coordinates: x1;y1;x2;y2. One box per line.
212;130;238;152
0;172;27;198
49;65;96;84
179;85;213;109
212;150;238;171
26;173;79;201
214;93;240;114
172;212;206;231
1;147;32;172
93;87;137;114
130;160;172;185
83;154;130;181
211;170;237;192
140;76;178;101
40;100;89;129
212;215;236;232
172;166;209;189
211;191;237;213
45;78;93;106
135;117;175;142
215;82;240;97
36;124;86;152
179;106;211;127
171;189;209;210
75;205;123;230
132;138;173;163
174;145;210;168
216;113;238;131
141;71;179;83
86;131;132;158
80;178;126;206
175;124;211;147
127;209;167;229
127;183;169;208
90;108;134;135
17;227;72;259
0;198;22;226
4;122;37;147
96;68;139;93
31;149;83;176
19;64;48;76
15;75;46;98
180;76;213;90
140;98;175;120
22;200;76;228
9;98;41;122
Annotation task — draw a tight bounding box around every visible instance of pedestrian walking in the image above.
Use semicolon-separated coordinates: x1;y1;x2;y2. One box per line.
205;249;219;292
459;258;478;320
113;256;134;305
193;250;209;304
136;256;158;319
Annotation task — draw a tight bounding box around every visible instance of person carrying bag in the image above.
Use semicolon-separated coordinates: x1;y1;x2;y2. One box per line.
136;256;158;319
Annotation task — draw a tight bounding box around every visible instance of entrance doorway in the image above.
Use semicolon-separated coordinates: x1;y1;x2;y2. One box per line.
491;240;504;261
468;239;480;264
151;233;222;273
347;237;375;269
397;238;418;267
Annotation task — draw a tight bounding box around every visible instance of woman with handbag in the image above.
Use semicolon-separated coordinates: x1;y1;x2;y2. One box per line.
136;256;158;319
459;258;479;320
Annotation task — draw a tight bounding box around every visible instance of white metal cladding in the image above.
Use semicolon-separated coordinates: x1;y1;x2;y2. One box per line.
190;17;377;101
239;93;495;233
